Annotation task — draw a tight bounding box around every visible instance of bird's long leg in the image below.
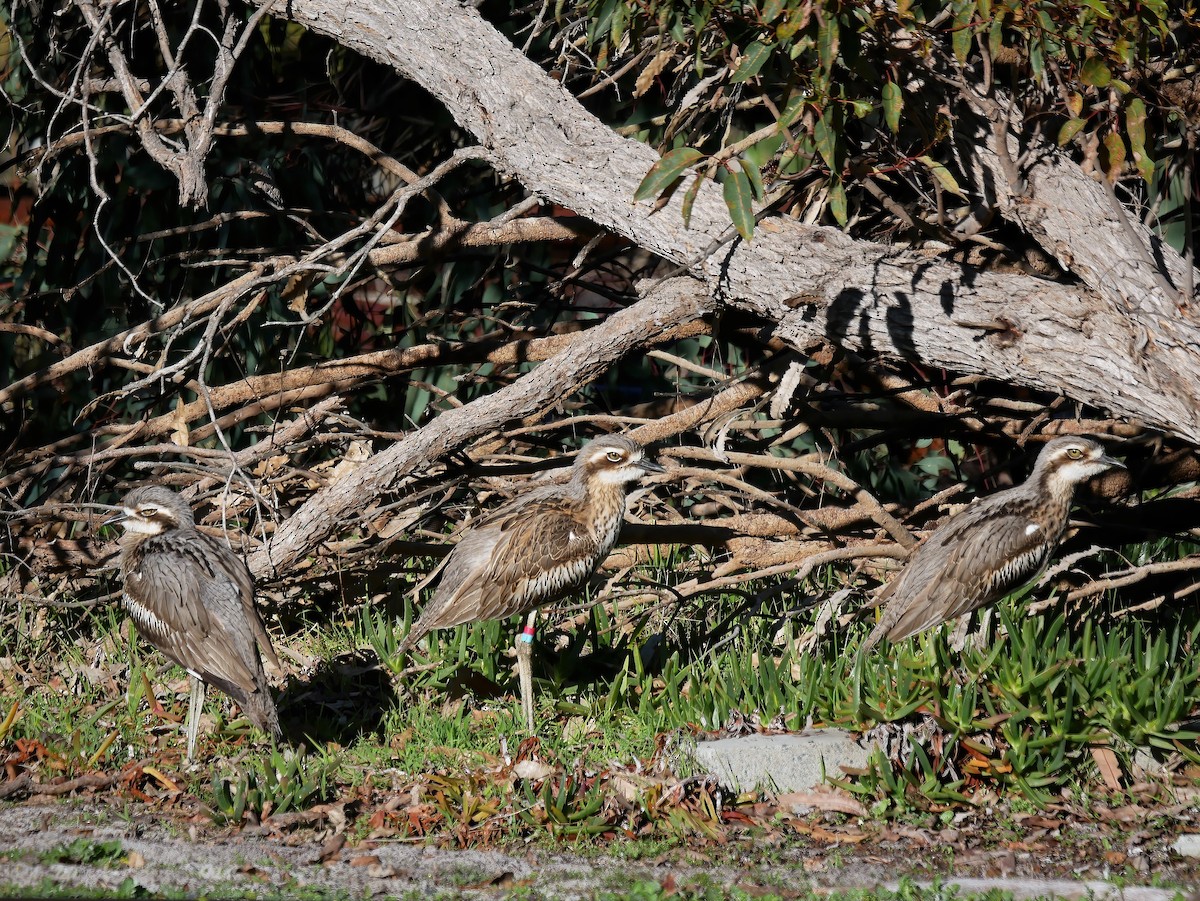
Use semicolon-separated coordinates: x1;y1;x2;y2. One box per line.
516;610;539;733
185;677;205;763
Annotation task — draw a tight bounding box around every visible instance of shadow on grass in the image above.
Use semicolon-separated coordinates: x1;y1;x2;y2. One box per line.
276;650;399;746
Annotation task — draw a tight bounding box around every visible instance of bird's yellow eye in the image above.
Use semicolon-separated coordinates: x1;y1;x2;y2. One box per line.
1066;447;1084;460
605;450;623;463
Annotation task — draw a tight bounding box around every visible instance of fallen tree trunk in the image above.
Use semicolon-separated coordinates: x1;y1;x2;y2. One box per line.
256;0;1200;444
248;278;714;576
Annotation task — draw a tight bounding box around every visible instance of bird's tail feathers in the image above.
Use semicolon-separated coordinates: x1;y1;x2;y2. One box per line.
242;688;282;739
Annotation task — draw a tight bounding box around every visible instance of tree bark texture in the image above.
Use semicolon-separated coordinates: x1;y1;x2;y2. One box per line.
248;280;714;576
230;0;1200;578
254;0;1200;445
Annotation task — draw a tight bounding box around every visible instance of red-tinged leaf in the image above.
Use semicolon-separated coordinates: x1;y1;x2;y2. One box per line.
731;40;773;83
738;157;765;201
1091;745;1123;791
817;15;839;75
681;172;704;227
1103;130;1126;183
882;80;902;134
1080;55;1111;87
828;177;847;226
918;155;965;197
813;112;837;172
1058;117;1086;146
722;166;755;240
1125;97;1147;156
634;147;704;202
952;0;976;63
1066;91;1084;117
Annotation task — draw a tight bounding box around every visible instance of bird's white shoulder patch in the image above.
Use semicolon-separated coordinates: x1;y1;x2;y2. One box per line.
1024;522;1040;536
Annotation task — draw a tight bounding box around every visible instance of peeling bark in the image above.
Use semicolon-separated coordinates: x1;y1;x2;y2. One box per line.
253;0;1200;443
249;279;714;576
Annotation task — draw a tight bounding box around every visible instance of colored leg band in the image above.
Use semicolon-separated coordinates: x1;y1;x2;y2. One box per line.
519;625;535;643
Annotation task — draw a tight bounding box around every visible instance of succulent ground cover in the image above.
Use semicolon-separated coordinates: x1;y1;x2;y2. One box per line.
2;577;1199;897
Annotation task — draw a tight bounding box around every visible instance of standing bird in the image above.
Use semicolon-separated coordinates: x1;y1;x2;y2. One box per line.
398;434;664;731
862;436;1124;650
107;487;282;761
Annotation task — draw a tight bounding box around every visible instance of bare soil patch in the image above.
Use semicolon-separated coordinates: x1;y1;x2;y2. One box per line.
2;799;1199;899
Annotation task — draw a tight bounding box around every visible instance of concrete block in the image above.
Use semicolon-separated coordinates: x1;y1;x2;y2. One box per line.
1171;834;1200;857
690;729;875;793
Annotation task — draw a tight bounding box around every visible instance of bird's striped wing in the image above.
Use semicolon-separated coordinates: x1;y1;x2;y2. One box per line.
124;542;262;697
881;497;1051;642
413;498;593;634
200;532;283;674
485;500;597;606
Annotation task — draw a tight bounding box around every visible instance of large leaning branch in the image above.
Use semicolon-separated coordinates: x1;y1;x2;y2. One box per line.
248;278;714;577
253;0;1200;444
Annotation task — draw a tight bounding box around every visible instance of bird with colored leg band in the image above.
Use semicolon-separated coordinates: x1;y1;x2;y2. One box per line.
397;435;663;732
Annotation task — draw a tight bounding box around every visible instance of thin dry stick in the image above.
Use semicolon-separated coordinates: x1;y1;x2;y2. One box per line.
667;446;916;549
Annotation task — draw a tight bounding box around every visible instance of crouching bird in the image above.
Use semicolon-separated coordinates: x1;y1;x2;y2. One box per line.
862;436;1124;651
107;486;282;761
398;434;664;731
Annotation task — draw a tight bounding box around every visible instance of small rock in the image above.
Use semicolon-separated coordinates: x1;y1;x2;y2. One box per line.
512;759;554;781
1171;834;1200;857
690;730;877;793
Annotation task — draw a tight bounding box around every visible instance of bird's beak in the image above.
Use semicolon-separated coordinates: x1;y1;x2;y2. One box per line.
638;457;666;474
1098;453;1126;471
102;509;128;527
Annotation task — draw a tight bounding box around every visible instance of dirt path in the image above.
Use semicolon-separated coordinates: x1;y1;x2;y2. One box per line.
1;801;1197;899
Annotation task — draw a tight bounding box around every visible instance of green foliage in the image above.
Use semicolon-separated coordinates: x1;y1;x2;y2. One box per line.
519;771;609;837
38;839;126;868
575;0;1191;234
210;746;339;823
5;572;1200;839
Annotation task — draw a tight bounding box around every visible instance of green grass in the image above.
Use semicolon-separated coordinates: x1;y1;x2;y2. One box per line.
38;839;127;867
3;566;1200;840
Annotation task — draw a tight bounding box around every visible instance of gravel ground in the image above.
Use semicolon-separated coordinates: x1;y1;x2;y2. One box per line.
2;801;1198;900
